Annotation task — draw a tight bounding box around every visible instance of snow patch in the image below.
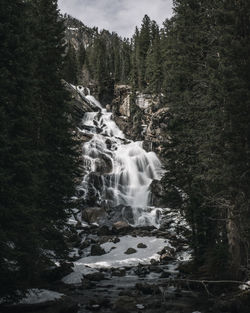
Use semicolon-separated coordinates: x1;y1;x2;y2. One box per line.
74;236;170;269
19;289;64;304
239;281;250;290
62;266;99;285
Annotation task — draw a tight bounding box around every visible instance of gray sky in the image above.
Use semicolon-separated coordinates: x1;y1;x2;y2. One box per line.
58;0;173;38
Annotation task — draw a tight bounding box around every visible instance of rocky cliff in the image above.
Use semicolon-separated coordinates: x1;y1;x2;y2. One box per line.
110;85;170;159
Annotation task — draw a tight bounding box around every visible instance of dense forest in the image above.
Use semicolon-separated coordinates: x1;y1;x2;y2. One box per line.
0;0;250;308
0;0;80;299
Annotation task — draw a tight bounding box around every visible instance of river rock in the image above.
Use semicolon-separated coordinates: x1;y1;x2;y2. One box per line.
1;295;78;313
113;296;136;313
84;272;105;281
150;259;159;266
160;271;171;278
124;248;137;255
111;268;126;277
113;237;120;243
160;253;175;263
136;283;160;295
113;221;130;230
82;207;107;224
137;243;147;249
97;225;113;236
90;244;106;256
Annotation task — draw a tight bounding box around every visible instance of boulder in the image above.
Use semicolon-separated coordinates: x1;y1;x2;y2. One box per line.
137;243;147;249
90;244;106;256
82;207;107;224
97;225;113;236
124;248;137;255
136;283;160;295
160;271;171;278
113;221;129;230
84;272;105;281
1;295;77;313
111;268;126;277
160;253;175;263
113;296;136;313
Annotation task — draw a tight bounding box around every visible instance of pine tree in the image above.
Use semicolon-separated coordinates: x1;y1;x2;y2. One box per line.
0;0;80;298
137;15;151;90
0;0;43;298
62;42;78;84
145;21;162;93
30;0;80;260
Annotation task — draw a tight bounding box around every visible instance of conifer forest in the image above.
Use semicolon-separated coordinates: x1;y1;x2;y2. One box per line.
0;1;250;312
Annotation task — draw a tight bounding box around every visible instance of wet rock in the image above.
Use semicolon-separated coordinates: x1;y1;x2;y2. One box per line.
95;154;112;174
113;296;136;313
113;221;130;230
150;180;165;207
90;244;106;256
160;253;175;263
136;283;160;295
82;207;107;224
87;297;111;310
124;248;137;255
80;279;96;290
150;265;163;273
150;259;159;266
97;225;113;236
105;139;112;150
1;295;78;313
121;206;134;224
111;268;126;277
118;290;134;297
160;271;171;278
134;264;149;277
158;246;175;256
137;243;147;249
113;237;120;243
84;272;105;281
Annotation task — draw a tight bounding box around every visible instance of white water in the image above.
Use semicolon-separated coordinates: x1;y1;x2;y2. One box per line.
77;86;165;227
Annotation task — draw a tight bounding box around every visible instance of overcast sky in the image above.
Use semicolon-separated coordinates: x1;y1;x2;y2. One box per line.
58;0;173;38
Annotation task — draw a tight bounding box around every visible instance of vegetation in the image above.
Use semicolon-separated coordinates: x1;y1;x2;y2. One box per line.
0;0;79;299
1;0;249;301
67;0;250;280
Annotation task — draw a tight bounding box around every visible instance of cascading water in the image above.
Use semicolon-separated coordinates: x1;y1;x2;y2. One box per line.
76;86;165;227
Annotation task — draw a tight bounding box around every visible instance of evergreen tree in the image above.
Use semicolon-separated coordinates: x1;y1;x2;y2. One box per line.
137;15;151;90
0;0;80;298
145;21;162;93
0;0;42;298
162;0;250;279
62;42;78;84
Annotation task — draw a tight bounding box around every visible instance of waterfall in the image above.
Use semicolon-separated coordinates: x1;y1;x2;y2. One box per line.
77;86;165;227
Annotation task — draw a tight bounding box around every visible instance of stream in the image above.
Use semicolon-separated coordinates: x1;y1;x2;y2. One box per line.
61;87;202;313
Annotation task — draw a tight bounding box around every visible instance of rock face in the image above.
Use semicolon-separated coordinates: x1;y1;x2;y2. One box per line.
63;80;96;127
111;85;170;158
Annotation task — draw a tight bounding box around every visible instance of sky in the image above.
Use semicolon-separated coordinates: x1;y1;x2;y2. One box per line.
58;0;173;38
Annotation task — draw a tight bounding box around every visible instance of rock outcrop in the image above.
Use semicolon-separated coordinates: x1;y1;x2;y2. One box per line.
63;80;97;126
111;85;170;159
